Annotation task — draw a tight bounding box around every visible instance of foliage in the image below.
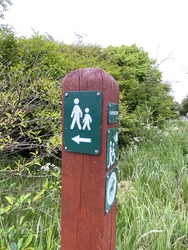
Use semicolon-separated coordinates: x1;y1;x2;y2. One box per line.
0;120;187;249
0;29;63;163
0;7;185;250
0;160;61;249
0;0;12;19
102;45;179;145
0;27;179;165
180;94;188;116
117;119;188;249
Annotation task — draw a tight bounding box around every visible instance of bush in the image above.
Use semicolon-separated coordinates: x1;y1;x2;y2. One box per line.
0;28;179;164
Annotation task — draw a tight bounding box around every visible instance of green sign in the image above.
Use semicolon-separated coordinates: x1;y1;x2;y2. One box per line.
106;128;118;169
108;103;119;124
105;166;118;214
64;91;102;155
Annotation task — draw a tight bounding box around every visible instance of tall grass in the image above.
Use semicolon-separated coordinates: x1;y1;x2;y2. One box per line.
0;119;188;249
0;161;61;250
117;120;188;249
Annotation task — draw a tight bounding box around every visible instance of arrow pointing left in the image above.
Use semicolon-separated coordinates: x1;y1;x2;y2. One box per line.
72;135;91;144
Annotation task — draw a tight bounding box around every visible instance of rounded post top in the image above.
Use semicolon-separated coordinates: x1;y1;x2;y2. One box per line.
63;67;119;92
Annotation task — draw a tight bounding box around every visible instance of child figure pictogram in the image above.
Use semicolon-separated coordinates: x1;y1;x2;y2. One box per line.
82;108;92;130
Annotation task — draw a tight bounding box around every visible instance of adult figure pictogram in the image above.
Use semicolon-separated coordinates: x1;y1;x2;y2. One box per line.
70;98;82;130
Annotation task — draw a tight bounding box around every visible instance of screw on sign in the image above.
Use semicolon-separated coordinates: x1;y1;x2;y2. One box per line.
61;68;119;250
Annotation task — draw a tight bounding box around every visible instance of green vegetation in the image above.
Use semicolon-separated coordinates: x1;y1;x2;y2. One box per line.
0;27;179;166
0;120;187;249
0;161;61;250
180;94;188;116
117;119;188;249
0;0;12;19
0;18;186;249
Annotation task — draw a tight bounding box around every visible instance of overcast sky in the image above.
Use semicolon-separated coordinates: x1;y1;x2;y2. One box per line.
3;0;188;103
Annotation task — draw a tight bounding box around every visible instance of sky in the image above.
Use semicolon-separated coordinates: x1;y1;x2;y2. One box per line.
2;0;188;103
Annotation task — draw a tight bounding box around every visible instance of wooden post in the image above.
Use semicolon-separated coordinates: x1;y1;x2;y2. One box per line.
61;68;119;250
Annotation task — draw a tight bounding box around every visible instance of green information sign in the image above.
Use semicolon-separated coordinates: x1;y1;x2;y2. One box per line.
105;166;118;214
64;91;102;155
106;127;118;170
108;103;119;124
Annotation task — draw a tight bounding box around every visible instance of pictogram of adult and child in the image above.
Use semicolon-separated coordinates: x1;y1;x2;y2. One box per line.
70;98;92;130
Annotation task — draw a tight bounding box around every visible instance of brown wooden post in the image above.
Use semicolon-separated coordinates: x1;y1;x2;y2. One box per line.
61;68;119;250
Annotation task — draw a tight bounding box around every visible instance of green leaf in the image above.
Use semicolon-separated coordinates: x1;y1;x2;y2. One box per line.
19;215;25;226
23;234;33;248
33;194;42;202
5;196;15;205
10;242;18;250
19;193;31;204
18;238;24;249
0;206;11;214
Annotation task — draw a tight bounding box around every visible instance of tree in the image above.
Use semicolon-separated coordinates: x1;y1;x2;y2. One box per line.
180;94;188;116
99;45;177;144
0;0;12;19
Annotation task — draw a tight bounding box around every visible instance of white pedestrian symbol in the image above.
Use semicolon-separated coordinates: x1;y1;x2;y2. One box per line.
70;98;93;131
83;108;92;130
70;98;82;130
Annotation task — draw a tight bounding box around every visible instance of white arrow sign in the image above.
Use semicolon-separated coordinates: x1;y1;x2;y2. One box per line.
72;135;91;144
